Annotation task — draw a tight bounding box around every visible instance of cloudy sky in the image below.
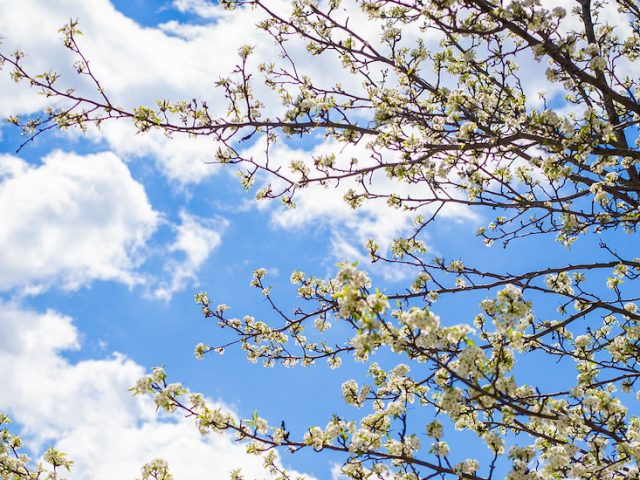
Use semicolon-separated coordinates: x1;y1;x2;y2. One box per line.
0;1;632;479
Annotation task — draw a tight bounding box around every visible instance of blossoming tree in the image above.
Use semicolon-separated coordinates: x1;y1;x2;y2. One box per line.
2;0;640;479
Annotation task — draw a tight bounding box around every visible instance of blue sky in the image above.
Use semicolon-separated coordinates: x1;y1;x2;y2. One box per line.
1;1;637;479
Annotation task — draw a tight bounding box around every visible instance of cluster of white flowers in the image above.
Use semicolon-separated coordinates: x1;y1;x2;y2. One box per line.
452;344;485;378
342;379;370;407
478;285;531;349
302;426;325;450
1;412;73;480
545;271;574;295
138;458;172;480
400;307;440;334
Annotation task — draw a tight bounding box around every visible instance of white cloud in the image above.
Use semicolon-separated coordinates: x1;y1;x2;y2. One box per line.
248;140;412;247
92;122;219;184
170;0;219;19
0;151;158;292
153;210;227;301
0;151;229;298
240;138;476;273
0;302;312;480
